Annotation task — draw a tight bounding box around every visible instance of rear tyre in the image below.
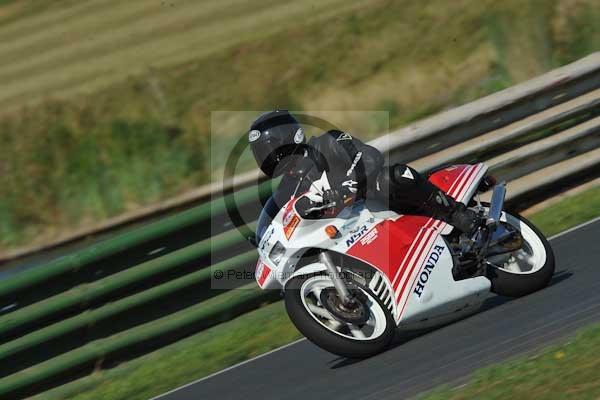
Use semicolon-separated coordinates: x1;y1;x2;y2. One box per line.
486;211;555;297
284;273;395;358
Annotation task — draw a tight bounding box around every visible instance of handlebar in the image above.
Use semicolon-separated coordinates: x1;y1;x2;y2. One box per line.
301;202;337;217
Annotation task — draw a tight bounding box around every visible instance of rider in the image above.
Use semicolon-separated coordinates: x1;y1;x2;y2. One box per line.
248;110;481;234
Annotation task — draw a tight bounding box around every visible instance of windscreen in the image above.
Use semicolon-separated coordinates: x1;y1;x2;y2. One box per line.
256;196;282;244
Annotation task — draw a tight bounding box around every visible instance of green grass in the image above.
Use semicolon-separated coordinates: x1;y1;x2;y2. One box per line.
32;183;600;400
528;186;600;237
421;324;600;400
1;0;598;254
33;301;301;400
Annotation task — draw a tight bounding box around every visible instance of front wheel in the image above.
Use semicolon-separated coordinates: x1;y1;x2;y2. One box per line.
284;273;395;358
485;211;555;297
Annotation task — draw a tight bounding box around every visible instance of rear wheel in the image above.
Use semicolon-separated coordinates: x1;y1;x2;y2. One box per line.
485;211;555;297
284;273;395;358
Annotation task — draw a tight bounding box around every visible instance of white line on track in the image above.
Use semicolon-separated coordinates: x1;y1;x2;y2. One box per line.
149;338;306;400
151;215;600;399
548;215;600;240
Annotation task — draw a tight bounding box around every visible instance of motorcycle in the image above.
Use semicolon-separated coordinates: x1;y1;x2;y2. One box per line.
254;163;555;358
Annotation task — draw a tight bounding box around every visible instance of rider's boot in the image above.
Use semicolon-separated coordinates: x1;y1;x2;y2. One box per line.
419;182;485;279
421;183;483;235
377;164;483;235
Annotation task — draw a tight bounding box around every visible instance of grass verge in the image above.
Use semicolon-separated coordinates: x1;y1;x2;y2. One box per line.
421;324;600;400
33;301;301;400
527;185;600;237
33;183;600;400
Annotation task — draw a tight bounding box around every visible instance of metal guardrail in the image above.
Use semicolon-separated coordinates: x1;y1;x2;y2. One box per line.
410;88;600;171
0;284;279;399
3;54;600;307
0;183;270;308
0;53;599;398
3;52;599;264
0;251;257;377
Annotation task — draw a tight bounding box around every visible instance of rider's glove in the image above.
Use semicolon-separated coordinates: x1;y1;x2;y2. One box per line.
322;188;354;217
322;189;341;217
322;189;342;207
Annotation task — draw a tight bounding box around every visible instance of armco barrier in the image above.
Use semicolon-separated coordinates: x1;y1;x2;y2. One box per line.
2;54;599;308
371;53;600;163
0;284;279;399
1;53;598;265
0;53;599;398
0;224;256;341
0;181;271;305
0;250;257;377
500;146;600;207
6;50;597;268
487;115;600;181
410;88;600;172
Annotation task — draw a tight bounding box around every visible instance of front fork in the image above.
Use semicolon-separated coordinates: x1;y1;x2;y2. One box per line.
319;251;355;306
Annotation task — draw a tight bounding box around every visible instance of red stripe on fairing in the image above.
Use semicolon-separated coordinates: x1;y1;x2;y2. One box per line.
393;218;443;289
346;216;429;280
394;219;443;296
448;166;470;197
396;215;456;314
394;168;469;283
429;164;471;198
392;178;463;294
389;167;472;288
452;165;477;201
391;218;435;285
394;165;478;309
393;226;437;299
395;165;485;317
397;233;441;316
456;164;483;202
346;163;485;317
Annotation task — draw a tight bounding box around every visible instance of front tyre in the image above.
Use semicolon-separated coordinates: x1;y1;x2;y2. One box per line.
284;273;395;358
486;211;555;297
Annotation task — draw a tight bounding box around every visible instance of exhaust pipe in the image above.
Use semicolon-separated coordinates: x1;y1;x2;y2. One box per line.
487;182;506;227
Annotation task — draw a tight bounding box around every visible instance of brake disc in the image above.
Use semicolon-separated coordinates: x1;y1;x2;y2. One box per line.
320;288;370;325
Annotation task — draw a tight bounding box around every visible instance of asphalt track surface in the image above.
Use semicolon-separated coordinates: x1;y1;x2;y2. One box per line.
156;218;600;400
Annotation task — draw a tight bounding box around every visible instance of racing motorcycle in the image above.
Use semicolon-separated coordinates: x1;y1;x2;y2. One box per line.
254;163;555;358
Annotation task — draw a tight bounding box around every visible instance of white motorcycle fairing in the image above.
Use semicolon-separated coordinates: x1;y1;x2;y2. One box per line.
256;163;491;328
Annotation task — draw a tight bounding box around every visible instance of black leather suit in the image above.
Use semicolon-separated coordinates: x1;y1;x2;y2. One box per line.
272;130;441;217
